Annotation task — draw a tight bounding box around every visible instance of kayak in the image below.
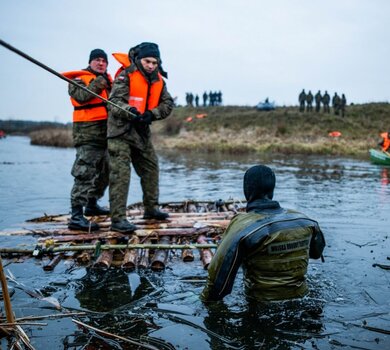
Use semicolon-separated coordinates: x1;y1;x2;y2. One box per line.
369;149;390;165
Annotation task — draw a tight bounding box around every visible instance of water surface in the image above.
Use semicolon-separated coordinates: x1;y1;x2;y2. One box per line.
0;136;389;349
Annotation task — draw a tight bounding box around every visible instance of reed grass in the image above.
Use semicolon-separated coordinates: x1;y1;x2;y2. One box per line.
30;128;72;148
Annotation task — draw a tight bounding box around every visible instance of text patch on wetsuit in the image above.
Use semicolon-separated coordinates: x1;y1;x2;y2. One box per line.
267;239;310;254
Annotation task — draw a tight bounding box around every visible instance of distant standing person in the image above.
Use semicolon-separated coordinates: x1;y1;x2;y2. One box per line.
203;91;208;107
314;90;322;113
107;42;174;233
332;93;341;115
63;49;112;231
322;91;330;113
195;94;199;107
298;89;306;112
217;90;223;105
340;94;347;117
306;90;313;112
209;91;215;106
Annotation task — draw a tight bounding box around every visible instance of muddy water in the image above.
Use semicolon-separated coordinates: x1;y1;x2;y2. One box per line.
0;136;389;349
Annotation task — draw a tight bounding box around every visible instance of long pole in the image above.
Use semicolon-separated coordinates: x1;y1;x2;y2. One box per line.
0;38;134;117
0;255;15;323
0;243;218;255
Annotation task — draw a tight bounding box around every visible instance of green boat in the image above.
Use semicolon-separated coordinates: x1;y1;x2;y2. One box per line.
369;149;390;165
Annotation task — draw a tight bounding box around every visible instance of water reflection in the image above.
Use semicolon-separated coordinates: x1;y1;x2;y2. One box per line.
71;269;153;312
203;297;325;350
381;167;389;186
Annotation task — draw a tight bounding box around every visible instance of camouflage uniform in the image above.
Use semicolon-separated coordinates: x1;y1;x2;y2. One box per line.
306;91;314;112
332;93;341;115
69;71;110;208
201;201;324;301
298;89;306;112
107;67;174;222
314;91;322;113
322;91;330;113
340;94;347;117
203;91;208;106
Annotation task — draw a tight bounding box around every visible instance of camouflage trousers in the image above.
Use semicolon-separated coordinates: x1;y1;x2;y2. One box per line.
323;103;330;113
108;138;159;221
70;145;109;207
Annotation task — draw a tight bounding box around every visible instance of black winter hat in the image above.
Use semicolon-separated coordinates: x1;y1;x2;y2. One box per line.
137;42;160;59
89;49;108;63
243;165;276;202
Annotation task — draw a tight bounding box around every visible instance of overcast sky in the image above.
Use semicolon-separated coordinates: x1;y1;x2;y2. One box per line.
0;0;389;122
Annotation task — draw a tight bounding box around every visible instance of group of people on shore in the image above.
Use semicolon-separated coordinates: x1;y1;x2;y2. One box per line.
185;91;223;107
64;44;325;303
298;89;347;117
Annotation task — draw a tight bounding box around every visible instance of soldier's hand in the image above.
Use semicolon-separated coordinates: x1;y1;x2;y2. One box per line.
91;75;108;91
140;110;154;125
128;107;141;116
127;107;142;122
101;73;112;88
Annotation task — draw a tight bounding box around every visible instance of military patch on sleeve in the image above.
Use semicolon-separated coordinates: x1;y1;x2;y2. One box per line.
268;239;310;254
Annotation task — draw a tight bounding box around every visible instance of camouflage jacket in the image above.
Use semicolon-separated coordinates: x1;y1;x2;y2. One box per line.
322;93;330;104
332;95;341;107
69;68;111;148
107;64;174;145
201;200;324;302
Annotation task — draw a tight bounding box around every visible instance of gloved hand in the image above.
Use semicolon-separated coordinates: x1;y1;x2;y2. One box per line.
101;73;111;87
127;107;142;121
91;75;109;91
140;110;154;125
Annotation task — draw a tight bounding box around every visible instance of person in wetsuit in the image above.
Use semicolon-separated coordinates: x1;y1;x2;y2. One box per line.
201;165;325;302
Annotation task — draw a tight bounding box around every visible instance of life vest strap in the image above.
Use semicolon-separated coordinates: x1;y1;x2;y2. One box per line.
74;102;107;111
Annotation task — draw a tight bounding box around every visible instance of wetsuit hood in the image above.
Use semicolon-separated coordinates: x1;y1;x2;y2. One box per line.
244;165;276;203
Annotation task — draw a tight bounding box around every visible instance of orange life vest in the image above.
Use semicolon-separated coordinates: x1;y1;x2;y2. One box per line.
112;52;131;78
112;53;164;114
62;70;112;122
128;70;163;114
380;132;390;151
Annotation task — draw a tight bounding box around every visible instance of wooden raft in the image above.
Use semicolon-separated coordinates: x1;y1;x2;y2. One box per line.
0;200;245;272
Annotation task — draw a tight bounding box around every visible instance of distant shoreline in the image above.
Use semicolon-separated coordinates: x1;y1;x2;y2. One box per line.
3;103;389;156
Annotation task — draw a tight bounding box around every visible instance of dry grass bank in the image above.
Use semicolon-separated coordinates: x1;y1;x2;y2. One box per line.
28;103;390;156
153;103;390;156
30;128;73;147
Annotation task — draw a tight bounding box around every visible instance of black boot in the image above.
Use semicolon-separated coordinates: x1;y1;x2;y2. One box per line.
84;198;110;216
111;219;137;233
143;208;170;220
68;205;100;231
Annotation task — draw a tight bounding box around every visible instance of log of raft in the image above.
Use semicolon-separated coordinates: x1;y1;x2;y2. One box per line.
43;254;62;271
197;235;214;270
76;239;98;264
36;226;219;243
150;236;170;271
0;243;219;255
93;250;113;269
122;236;139;271
181;238;194;262
138;239;150;269
93;238;117;269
